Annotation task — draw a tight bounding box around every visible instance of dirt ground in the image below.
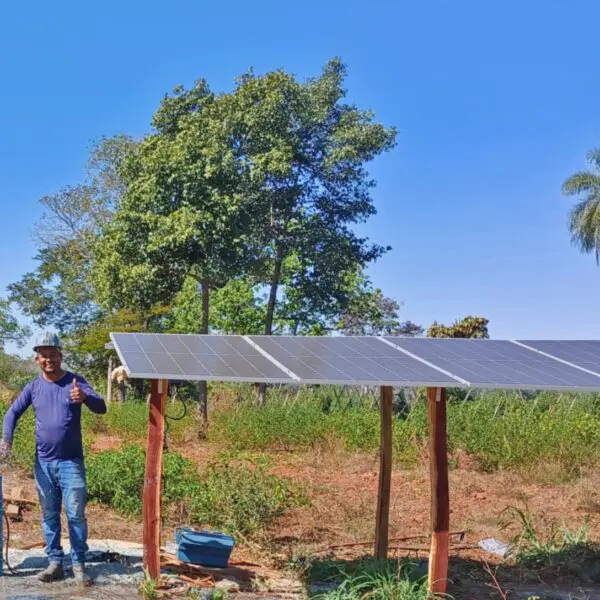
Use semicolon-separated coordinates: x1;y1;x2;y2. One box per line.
6;436;600;598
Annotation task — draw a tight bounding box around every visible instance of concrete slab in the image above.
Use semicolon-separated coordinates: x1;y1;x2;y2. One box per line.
0;539;144;600
0;539;303;600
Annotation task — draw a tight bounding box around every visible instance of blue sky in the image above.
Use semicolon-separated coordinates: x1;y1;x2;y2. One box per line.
1;0;599;355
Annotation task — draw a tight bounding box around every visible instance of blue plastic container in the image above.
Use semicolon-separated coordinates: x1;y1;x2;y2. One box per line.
175;528;235;568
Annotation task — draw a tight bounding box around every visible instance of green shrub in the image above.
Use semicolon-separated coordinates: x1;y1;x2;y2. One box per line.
445;392;600;473
208;388;421;466
86;445;301;536
83;399;196;442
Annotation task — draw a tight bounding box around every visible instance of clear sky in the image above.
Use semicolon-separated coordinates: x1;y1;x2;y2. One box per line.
1;0;599;355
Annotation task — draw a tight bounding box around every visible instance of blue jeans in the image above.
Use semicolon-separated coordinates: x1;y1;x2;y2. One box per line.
34;458;89;565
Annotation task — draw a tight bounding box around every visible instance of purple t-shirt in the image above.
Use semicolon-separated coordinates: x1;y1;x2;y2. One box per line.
2;371;106;461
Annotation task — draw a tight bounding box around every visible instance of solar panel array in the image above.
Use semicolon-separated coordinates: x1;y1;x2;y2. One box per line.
109;333;600;392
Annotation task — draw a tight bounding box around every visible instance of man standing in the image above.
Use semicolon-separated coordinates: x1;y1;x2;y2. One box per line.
0;332;106;585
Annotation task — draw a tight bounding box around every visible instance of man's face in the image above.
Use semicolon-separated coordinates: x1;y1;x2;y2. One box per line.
35;347;63;374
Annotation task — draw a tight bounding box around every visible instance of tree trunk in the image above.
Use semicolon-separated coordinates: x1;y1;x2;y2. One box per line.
264;248;283;335
106;356;114;405
257;245;284;406
198;279;210;435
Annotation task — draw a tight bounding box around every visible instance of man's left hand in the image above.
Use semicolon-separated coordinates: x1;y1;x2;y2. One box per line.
70;378;87;404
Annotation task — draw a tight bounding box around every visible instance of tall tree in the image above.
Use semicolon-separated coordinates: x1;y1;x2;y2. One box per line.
8;135;136;333
92;81;253;424
216;59;396;336
562;148;600;263
427;316;489;339
208;59;396;402
94;59;396;407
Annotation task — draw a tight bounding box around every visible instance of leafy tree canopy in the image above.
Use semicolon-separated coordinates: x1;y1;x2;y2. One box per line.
427;316;489;339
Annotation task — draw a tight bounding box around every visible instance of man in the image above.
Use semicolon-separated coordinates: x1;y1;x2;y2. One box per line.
0;332;106;585
110;364;128;403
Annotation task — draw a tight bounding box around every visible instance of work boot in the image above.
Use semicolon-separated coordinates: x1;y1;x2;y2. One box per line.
73;563;92;586
38;562;64;582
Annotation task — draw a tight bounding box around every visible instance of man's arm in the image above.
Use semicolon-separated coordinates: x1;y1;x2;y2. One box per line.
2;382;34;444
76;375;107;414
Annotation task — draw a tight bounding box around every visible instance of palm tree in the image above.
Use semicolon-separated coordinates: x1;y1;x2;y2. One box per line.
562;148;600;263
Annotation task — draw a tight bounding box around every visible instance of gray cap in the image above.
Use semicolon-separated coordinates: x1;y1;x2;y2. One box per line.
33;331;62;352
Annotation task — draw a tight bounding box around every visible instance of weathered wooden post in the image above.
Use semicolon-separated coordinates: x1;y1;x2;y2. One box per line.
375;385;393;559
143;379;168;580
427;387;449;594
106;356;114;404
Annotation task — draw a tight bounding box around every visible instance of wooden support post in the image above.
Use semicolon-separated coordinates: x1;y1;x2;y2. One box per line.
143;378;168;581
375;385;393;560
106;356;114;404
427;387;449;594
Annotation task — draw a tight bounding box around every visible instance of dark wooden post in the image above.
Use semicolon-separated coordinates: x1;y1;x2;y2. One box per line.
375;385;393;559
427;387;449;594
143;378;168;580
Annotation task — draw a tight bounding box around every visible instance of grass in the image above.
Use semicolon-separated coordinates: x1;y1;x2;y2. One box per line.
83;396;197;443
209;388;600;478
138;569;159;600
500;500;600;582
291;556;441;599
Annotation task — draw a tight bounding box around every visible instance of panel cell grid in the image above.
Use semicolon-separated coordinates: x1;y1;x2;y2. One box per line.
518;340;600;377
248;336;463;387
383;338;600;391
110;333;294;383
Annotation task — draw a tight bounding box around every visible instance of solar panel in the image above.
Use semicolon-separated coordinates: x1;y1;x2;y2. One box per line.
110;333;296;383
382;337;600;391
517;340;600;377
247;335;464;386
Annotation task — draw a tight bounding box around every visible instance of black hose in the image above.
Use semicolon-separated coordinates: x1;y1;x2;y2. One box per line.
163;393;188;450
165;393;188;426
161;394;188;527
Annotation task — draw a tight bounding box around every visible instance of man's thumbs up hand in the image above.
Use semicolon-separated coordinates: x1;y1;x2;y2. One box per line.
70;377;86;404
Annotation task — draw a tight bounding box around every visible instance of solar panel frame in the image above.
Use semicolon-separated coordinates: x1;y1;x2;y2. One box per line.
247;335;466;387
382;337;600;392
110;333;297;383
